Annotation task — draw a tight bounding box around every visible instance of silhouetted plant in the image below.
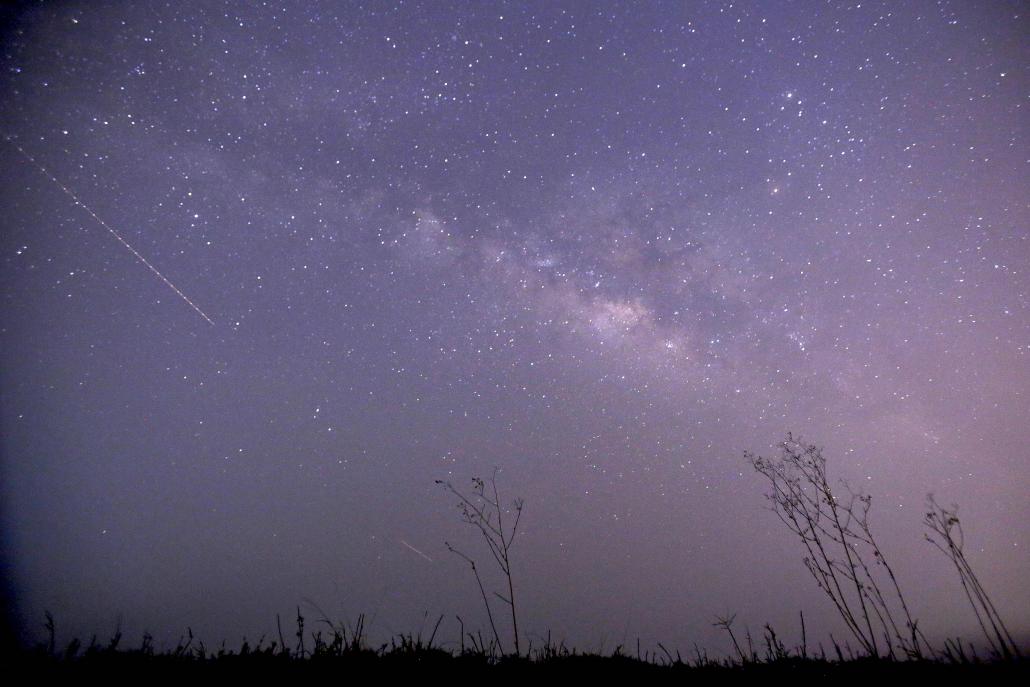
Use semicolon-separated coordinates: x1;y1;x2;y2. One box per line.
924;495;1021;660
295;606;306;658
44;611;55;656
746;434;925;658
713;614;746;663
437;469;524;656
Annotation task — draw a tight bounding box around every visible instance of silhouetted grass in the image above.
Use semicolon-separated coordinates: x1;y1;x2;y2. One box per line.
9;440;1026;678
11;610;1028;680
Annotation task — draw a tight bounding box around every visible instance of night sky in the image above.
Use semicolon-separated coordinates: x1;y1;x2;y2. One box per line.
1;1;1027;654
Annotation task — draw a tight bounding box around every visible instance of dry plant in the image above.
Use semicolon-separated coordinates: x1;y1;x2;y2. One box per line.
746;434;925;658
437;469;524;656
924;495;1021;660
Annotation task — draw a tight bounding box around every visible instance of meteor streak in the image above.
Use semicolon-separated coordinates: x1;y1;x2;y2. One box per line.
4;135;215;325
399;539;434;562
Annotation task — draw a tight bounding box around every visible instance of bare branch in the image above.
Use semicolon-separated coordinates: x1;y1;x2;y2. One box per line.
924;495;1021;660
438;472;524;656
747;435;923;658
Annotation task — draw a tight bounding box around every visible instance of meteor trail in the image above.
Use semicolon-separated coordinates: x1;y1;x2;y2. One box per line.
399;539;434;563
4;135;215;325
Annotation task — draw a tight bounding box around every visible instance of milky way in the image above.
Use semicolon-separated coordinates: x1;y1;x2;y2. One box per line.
1;1;1026;653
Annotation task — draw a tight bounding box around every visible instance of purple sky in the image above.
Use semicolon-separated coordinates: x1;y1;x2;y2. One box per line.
1;1;1027;655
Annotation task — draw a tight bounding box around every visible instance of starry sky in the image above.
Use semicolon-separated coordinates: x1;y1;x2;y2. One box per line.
1;1;1027;654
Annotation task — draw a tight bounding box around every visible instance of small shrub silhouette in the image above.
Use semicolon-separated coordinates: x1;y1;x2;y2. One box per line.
437;469;524;656
924;496;1022;660
746;434;925;658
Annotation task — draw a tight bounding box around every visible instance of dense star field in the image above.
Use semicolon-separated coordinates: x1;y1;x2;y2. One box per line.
1;1;1026;654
